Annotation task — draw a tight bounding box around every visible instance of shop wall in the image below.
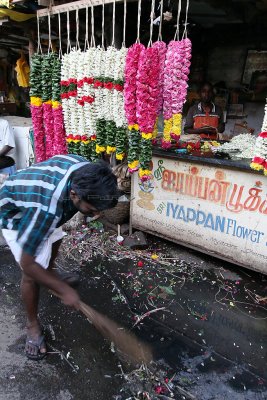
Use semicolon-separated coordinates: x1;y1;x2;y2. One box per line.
207;45;247;88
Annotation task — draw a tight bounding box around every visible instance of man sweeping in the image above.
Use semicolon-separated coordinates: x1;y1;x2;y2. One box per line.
0;154;119;360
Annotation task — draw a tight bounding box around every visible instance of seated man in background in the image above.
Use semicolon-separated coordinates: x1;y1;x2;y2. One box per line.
182;82;225;142
0;118;16;169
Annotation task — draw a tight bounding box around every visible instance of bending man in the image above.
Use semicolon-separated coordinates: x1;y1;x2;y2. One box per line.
0;154;119;360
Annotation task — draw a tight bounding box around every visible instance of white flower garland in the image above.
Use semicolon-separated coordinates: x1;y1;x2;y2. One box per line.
113;47;127;128
103;46;117;122
83;47;97;137
68;49;79;137
61;53;71;136
93;46;105;120
251;97;267;174
261;99;267;131
77;51;86;137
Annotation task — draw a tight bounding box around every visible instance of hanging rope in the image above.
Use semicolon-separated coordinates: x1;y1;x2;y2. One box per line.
158;0;163;41
122;0;127;47
75;8;80;50
84;6;89;50
66;10;71;53
37;14;42;54
111;0;116;47
58;12;62;58
48;12;53;53
101;0;105;48
148;0;156;47
174;0;182;40
182;0;190;39
136;0;142;43
90;4;95;47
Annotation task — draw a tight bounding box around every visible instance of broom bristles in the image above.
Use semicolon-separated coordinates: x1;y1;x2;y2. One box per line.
79;301;153;364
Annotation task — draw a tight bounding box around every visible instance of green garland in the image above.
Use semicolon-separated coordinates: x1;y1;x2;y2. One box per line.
96;119;107;153
106;120;117;154
29;54;43;98
41;53;53;102
127;128;140;164
139;137;152;171
115;127;127;160
51;53;61;102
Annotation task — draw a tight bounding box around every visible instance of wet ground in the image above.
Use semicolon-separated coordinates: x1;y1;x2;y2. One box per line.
0;230;267;400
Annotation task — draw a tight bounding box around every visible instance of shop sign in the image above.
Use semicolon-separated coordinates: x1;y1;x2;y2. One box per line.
131;157;267;274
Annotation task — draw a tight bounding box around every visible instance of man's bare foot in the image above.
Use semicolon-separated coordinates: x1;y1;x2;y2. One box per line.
25;321;47;361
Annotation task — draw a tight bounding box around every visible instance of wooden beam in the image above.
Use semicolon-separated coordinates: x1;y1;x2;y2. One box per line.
37;0;124;18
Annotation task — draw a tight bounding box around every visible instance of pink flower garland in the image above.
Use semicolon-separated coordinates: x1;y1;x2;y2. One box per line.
136;46;160;134
152;41;167;117
124;43;145;173
43;102;54;159
52;104;67;155
30;105;46;162
124;43;145;127
162;39;192;148
136;46;160;180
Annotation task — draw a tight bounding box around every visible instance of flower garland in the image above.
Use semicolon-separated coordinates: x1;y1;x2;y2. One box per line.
162;39;191;148
51;53;67;156
103;46;117;155
136;46;160;181
29;54;46;163
171;38;191;141
251;97;267;174
124;43;145;172
93;47;106;154
41;53;55;159
61;50;80;155
152;41;167;139
113;47;128;160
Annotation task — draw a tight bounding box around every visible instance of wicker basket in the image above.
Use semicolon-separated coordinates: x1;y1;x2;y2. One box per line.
103;201;130;225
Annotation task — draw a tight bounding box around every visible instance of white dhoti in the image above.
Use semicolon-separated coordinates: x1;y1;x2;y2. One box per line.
2;227;65;269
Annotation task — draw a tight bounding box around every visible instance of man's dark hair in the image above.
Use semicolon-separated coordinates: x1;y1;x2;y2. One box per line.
71;161;119;211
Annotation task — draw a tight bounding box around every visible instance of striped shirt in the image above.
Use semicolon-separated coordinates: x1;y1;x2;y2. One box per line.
0;154;89;257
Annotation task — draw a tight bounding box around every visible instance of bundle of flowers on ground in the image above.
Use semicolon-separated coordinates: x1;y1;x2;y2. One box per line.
251;97;267;174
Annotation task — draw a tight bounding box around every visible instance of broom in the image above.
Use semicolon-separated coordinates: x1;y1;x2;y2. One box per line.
51;291;153;365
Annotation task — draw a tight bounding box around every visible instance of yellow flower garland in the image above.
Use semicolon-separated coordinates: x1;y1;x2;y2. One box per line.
30;96;42;107
128;160;139;169
96;144;106;154
116;153;125;160
141;132;152;140
172;113;182;136
163;117;173;142
139;168;152;178
106;146;116;154
129;124;139;131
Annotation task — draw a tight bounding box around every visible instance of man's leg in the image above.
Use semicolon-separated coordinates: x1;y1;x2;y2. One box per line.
22;240;62;358
21;273;46;357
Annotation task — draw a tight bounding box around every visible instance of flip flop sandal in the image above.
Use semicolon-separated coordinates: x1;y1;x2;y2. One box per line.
56;271;80;287
25;335;47;361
